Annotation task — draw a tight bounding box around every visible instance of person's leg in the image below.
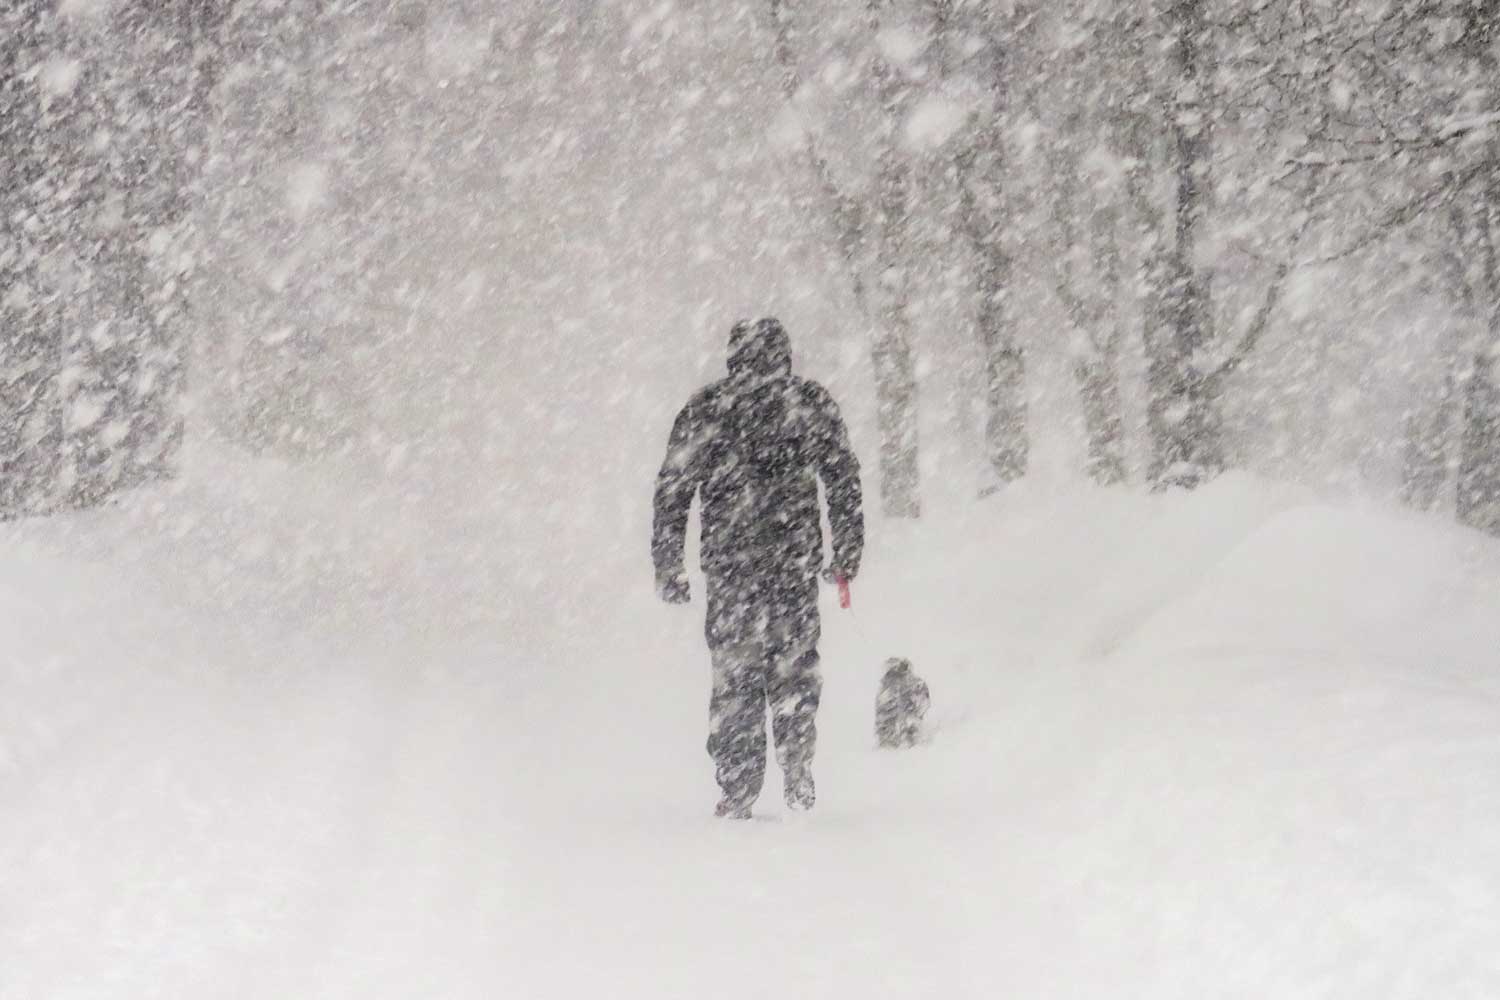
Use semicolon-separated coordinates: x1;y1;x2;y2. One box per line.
767;573;822;809
768;644;821;808
706;642;769;816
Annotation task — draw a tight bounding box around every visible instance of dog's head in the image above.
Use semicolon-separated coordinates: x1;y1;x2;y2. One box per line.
882;657;912;680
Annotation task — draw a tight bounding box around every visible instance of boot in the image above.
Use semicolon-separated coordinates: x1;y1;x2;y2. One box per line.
714;796;753;820
784;765;815;812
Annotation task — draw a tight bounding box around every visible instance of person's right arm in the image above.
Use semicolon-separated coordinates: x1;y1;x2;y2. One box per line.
651;400;705;602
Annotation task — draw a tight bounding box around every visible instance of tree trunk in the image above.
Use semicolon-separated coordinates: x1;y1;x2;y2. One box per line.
1076;352;1126;486
1085;205;1127;486
957;21;1027;490
869;5;920;518
1148;0;1224;490
55;12;133;509
1453;7;1500;534
0;3;62;516
978;284;1027;486
1404;216;1475;513
125;3;231;485
773;0;923;516
960;146;1026;488
1457;352;1500;534
1057;159;1127;486
1457;185;1500;534
872;152;921;518
1401;369;1461;512
2;3;218;514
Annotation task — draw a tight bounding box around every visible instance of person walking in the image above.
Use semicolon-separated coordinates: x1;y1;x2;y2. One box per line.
652;317;864;819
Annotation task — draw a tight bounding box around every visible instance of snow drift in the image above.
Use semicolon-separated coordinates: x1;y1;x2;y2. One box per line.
3;457;1499;999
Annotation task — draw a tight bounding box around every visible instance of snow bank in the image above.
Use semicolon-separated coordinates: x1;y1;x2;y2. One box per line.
4;468;1499;998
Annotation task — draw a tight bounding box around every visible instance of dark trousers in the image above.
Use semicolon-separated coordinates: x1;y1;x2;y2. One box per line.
703;571;822;806
707;641;822;806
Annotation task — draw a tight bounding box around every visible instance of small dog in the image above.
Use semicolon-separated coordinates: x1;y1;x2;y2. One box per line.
875;657;930;748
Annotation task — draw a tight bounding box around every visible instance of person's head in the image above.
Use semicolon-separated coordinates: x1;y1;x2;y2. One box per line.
727;317;792;379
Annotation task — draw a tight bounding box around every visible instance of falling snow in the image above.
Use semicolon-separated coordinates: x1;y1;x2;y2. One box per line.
4;2;1500;999
903;93;968;152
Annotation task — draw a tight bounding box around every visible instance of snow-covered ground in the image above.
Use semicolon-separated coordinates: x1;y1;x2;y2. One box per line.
4;451;1500;999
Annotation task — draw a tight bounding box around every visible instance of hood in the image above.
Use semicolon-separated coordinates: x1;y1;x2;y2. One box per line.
727;317;793;379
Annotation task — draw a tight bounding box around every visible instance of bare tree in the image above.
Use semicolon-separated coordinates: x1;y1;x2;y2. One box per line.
1456;182;1500;532
0;1;231;515
1402;202;1477;512
124;1;234;487
1054;181;1128;486
56;2;233;507
1451;4;1500;534
769;0;922;517
866;2;922;516
1134;0;1309;489
1042;8;1134;486
953;6;1028;487
1280;0;1500;530
770;0;1040;510
0;1;63;517
1148;0;1225;487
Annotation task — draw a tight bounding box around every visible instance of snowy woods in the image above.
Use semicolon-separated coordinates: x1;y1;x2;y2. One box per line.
9;5;1500;997
767;0;1500;523
1;2;221;513
2;0;1499;531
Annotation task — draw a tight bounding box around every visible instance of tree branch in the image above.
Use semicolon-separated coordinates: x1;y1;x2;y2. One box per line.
1311;163;1484;265
769;0;867;300
1205;205;1313;380
1204;259;1290;380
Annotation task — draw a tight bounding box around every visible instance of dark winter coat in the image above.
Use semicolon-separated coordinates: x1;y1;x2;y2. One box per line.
652;319;864;647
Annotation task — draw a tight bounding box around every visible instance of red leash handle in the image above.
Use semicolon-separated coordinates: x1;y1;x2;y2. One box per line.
837;575;851;610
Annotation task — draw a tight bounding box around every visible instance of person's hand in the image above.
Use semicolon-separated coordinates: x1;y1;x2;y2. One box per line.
821;565;854;585
657;570;691;605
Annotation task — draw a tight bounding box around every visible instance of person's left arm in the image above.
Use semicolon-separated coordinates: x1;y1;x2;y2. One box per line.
809;385;864;581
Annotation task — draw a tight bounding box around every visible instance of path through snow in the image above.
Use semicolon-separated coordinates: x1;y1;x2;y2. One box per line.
4;469;1499;998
